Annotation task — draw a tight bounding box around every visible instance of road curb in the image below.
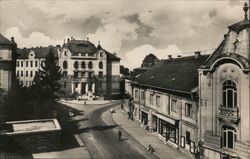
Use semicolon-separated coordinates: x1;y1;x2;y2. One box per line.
111;106;160;159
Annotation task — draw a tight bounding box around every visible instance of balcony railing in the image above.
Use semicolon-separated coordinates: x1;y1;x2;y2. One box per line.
217;105;240;123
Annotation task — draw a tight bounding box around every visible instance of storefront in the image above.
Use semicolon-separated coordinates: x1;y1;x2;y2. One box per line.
151;115;158;132
141;111;148;125
153;112;179;145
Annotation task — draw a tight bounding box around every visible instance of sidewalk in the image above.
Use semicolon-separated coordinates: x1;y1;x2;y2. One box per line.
113;108;192;159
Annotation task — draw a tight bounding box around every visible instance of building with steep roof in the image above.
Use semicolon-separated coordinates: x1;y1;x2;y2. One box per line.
16;46;59;87
130;52;208;158
0;34;17;122
199;2;250;159
59;38;121;99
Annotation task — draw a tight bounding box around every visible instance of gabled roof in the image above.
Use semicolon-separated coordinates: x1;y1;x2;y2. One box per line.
133;55;209;94
17;46;58;59
0;34;12;45
96;44;120;61
65;39;97;55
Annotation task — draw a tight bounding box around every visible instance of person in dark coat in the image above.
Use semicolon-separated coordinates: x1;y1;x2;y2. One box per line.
118;129;122;141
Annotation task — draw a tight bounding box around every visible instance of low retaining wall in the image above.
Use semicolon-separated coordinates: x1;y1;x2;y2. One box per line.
1;119;61;153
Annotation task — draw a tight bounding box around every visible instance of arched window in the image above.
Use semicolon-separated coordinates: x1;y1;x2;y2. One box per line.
74;61;79;69
99;61;103;69
63;61;68;69
88;61;93;69
81;61;86;68
222;80;237;108
222;126;236;149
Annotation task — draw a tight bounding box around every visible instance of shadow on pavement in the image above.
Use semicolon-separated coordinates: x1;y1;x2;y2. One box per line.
77;124;119;133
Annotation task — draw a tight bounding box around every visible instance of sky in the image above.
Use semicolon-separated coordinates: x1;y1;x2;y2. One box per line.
0;0;246;69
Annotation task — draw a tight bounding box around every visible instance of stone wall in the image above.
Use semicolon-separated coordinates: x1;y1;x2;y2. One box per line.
6;130;61;153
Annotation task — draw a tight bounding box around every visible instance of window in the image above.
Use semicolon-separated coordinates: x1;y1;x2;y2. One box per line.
185;103;192;117
17;71;19;77
186;131;191;145
74;61;79;69
88;61;93;69
26;61;28;67
222;126;236;149
171;100;177;112
21;61;23;67
64;82;67;88
141;91;145;101
99;71;103;78
222;80;237;108
73;71;78;78
156;96;160;106
30;61;33;67
63;71;68;78
21;71;23;77
88;72;92;78
81;61;86;68
35;61;38;67
99;62;103;69
26;71;28;77
63;61;68;69
17;61;19;67
150;94;154;105
135;90;139;99
30;71;33;77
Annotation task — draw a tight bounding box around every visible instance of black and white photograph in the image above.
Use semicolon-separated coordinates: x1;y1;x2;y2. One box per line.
0;0;249;158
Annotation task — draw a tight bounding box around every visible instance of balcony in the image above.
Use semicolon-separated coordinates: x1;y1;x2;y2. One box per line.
217;105;240;123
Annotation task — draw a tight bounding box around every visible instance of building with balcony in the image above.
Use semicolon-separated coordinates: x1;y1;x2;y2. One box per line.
130;52;209;158
16;46;59;87
58;38;120;99
0;34;17;122
198;2;250;159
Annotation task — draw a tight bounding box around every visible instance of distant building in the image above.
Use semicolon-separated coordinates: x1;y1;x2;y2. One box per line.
141;53;159;68
0;34;17;122
16;46;59;87
58;38;121;99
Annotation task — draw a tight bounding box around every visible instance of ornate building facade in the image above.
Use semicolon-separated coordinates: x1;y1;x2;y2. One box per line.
199;2;250;159
58;38;121;99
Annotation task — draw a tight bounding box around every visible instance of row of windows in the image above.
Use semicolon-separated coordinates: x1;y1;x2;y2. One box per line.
134;90;193;118
64;52;98;57
17;61;44;68
63;61;103;70
17;70;37;77
72;71;104;78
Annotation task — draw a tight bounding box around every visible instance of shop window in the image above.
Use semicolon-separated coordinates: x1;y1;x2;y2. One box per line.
156;96;160;106
222;80;237;108
222;126;236;149
99;61;103;69
63;61;68;69
171;100;177;112
186;131;191;145
150;94;154;105
185;103;192;117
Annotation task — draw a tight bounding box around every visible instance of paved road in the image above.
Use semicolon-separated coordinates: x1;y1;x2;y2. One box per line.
78;102;147;159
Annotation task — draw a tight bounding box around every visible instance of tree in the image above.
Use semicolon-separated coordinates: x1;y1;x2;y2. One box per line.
32;48;62;100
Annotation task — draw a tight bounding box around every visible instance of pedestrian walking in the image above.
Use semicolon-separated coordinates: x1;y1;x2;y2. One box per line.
121;104;124;110
117;129;122;141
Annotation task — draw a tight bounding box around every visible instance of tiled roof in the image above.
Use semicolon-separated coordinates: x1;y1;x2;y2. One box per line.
65;40;97;55
228;19;250;33
133;55;209;93
97;45;120;61
17;46;58;59
0;34;12;45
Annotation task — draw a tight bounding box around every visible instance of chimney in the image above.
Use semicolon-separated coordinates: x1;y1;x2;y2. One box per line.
194;51;201;59
177;55;182;58
56;45;61;48
11;37;15;43
71;36;73;40
168;55;172;59
87;37;89;41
